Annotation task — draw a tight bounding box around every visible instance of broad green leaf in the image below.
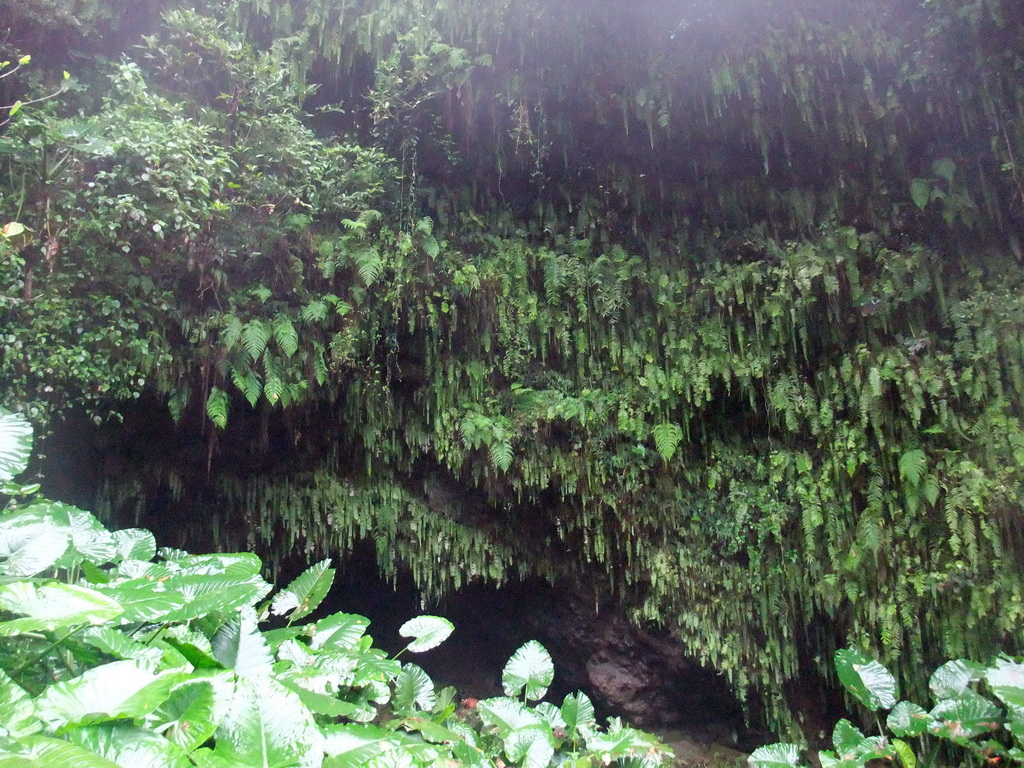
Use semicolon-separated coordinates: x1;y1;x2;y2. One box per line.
81;625;162;664
929;691;1003;742
835;648;898;711
65;723;193;768
0;522;69;576
477;697;542;736
0;581;123;635
93;578;187;623
562;691;595;739
37;661;183;730
153;679;222;752
17;735;123;768
985;658;1024;720
321;723;395;764
40;502;117;567
398;615;454;653
393;663;436;712
278;676;363;718
310;612;370;650
504;725;554;768
831;719;865;753
930;659;985;699
112;528;156;562
581;718;663;758
215;676;319;768
0;409;32;483
932;157;956;184
748;742;801;768
909;179;931;210
157;570;272;623
0;669;40;739
535;701;566;729
271;558;334;622
211;607;273;677
503;640;554;701
887;700;930;737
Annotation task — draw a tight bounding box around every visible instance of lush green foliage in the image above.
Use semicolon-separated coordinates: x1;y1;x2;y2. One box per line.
1;0;1022;738
0;408;670;767
750;648;1024;768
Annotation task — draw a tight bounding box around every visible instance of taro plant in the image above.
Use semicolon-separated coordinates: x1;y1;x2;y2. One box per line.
0;407;670;768
749;648;1024;768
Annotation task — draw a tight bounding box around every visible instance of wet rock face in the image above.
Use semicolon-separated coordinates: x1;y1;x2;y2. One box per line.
416;578;744;730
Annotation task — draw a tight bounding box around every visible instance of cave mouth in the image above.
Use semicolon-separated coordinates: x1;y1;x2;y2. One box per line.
322;543;747;738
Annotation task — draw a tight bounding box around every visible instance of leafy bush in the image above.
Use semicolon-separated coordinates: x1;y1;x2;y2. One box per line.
0;408;670;768
749;648;1024;768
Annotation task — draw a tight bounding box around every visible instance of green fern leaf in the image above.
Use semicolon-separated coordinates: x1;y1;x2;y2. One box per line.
206;387;228;429
488;439;514;473
652;422;684;462
353;247;383;285
230;367;263;408
241;319;269;362
898;449;927;488
272;314;299;358
220;315;244;350
300;300;328;323
312;344;329;386
415;217;434;236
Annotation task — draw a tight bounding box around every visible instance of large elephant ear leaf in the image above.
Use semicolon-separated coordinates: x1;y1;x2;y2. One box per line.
930;659;985;699
986;658;1024;720
835;649;898;711
398;615;454;653
503;640;554;702
271;558;334;623
0;408;32;483
748;742;801;768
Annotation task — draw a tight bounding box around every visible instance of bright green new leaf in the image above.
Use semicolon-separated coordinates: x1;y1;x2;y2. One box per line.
93;578;187;623
892;739;916;768
835;648;898;711
503;640;554;701
909;179;931;210
476;697;542;736
0;581;122;636
398;615;454;653
562;691;596;739
271;557;334;622
0;409;32;482
652;422;683;462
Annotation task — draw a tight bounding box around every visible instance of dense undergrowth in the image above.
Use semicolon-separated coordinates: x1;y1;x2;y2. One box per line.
0;408;671;767
1;0;1022;736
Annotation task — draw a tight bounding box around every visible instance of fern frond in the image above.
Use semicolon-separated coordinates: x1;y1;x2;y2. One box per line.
488;439;514;473
206;386;228;429
241;319;269;362
652;422;684;462
272;313;299;357
220;315;244;350
898;449;927;488
300;300;328;324
353;247;383;285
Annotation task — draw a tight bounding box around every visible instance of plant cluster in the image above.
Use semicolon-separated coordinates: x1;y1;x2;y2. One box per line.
0;408;670;767
750;647;1024;768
